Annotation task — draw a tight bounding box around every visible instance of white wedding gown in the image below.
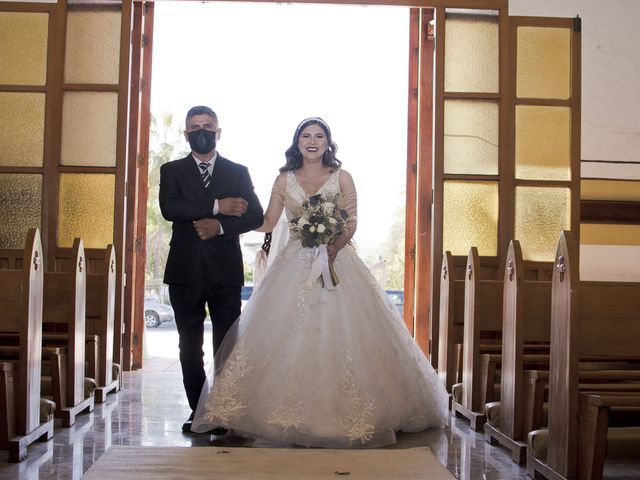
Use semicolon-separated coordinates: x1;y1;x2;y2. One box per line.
191;170;448;447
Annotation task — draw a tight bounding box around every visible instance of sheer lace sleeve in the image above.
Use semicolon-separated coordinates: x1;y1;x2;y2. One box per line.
337;169;357;244
256;173;287;233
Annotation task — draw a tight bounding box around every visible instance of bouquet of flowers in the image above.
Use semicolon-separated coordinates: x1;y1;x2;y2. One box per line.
289;193;350;288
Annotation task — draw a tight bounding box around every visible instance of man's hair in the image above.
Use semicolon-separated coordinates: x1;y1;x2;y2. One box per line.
185;106;218;128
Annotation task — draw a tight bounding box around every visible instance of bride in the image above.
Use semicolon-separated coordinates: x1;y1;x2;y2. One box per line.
191;117;448;447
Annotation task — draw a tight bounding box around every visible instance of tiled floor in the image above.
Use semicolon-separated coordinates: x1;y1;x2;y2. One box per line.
1;356;639;479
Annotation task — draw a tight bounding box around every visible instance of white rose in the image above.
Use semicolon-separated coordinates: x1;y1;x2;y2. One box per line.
317;224;326;233
323;203;335;214
309;226;316;233
328;217;337;225
298;217;307;227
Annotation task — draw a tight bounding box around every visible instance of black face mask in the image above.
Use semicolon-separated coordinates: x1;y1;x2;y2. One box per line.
188;129;217;154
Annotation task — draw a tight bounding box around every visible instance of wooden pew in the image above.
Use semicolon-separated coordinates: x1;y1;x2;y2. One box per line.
0;229;54;462
527;230;640;480
578;393;640;480
53;244;119;403
438;249;552;406
484;239;552;463
0;239;95;426
451;247;503;431
41;238;94;425
84;245;119;403
485;240;640;465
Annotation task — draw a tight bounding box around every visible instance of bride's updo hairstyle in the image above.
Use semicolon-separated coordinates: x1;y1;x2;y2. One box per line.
280;117;341;173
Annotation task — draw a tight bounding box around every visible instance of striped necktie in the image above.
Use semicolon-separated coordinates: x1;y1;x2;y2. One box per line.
199;162;211;188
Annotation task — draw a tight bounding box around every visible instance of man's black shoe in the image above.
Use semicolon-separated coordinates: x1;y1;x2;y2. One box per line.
208;426;229;436
182;412;195;433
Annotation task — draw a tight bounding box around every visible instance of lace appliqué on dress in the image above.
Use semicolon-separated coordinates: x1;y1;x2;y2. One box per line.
338;352;376;445
267;389;307;434
204;344;253;424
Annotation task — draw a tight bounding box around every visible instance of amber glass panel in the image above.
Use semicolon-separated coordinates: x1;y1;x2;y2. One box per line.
515;105;570;180
444;11;499;93
0;93;46;167
58;173;114;248
515;187;570;261
0;12;48;86
517;26;570;100
443;181;498;256
0;174;42;249
61;92;118;166
444;99;499;174
64;9;121;84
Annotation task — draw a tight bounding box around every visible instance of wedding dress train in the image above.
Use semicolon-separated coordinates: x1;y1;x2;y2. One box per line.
191;170;448;447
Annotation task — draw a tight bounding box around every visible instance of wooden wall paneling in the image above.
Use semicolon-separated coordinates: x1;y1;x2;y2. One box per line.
415;8;435;358
114;0;134;370
125;1;143;369
131;2;155;369
403;7;419;336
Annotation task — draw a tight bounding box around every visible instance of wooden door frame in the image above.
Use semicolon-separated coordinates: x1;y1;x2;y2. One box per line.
128;0;508;366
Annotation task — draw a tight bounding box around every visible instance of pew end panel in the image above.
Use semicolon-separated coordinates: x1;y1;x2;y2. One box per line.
0;229;54;462
84;245;119;402
454;247;503;431
438;251;466;394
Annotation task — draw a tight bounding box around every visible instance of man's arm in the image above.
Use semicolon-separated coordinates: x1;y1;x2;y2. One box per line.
159;162;213;222
217;166;264;237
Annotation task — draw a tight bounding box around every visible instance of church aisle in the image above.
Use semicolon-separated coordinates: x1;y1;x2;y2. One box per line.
0;368;638;479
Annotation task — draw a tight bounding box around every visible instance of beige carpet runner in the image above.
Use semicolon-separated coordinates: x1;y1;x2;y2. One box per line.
82;445;455;479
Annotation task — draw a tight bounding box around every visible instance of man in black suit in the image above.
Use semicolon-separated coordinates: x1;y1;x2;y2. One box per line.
159;106;263;433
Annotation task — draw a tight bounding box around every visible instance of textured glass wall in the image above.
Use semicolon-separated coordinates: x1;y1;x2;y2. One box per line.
515;186;570;261
0;174;42;248
517;26;570;100
61;92;118;166
58;173;115;248
64;9;121;84
443;181;499;256
444;11;499;93
0;93;46;167
0;12;48;85
515;105;570;180
444;99;499;174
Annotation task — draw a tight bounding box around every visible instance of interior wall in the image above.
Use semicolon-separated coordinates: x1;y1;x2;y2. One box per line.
510;0;640;281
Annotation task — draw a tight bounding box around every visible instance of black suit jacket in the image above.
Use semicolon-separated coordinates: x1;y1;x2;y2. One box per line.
159;153;264;286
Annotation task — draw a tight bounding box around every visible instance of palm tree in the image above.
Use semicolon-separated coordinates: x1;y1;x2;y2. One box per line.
145;112;189;301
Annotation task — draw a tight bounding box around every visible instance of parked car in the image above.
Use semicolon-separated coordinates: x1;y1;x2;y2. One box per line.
144;299;175;328
241;284;253;309
385;290;404;314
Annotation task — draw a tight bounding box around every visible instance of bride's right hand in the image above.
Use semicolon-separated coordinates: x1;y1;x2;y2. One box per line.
327;243;339;264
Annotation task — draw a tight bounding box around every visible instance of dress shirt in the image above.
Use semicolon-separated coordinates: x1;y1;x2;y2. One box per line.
193;152;224;234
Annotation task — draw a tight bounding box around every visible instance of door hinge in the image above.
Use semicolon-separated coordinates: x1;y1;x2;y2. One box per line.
142;34;148;48
133;333;139;346
573;15;581;33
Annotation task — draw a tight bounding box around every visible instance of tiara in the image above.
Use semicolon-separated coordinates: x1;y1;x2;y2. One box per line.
295;117;331;138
